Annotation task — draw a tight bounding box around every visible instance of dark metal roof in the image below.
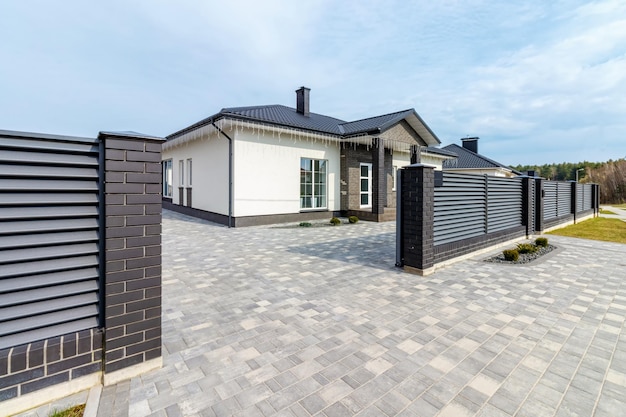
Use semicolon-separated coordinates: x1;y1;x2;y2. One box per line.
423;146;458;157
441;143;520;174
167;105;441;145
99;131;165;141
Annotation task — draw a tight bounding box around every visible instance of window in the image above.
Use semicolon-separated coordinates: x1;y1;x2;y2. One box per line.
300;158;327;209
179;160;184;186
392;166;398;191
187;158;192;187
162;159;173;197
360;163;372;208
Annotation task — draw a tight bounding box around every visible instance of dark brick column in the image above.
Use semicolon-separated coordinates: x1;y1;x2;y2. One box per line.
372;138;386;216
400;164;435;275
571;181;578;222
100;131;164;385
522;176;533;237
535;178;544;232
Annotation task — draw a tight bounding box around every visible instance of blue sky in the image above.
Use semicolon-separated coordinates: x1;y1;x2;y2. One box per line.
1;1;625;165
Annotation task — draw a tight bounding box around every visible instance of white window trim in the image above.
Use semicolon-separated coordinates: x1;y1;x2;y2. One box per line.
300;157;328;211
162;159;173;198
360;163;372;209
187;158;192;187
179;160;184;186
392;165;398;191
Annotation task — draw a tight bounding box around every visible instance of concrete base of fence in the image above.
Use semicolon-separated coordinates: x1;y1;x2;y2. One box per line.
2;373;100;417
405;236;528;276
403;265;436;276
542;212;596;233
103;357;162;387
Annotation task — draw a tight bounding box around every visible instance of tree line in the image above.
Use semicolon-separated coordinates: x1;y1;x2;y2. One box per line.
511;159;626;204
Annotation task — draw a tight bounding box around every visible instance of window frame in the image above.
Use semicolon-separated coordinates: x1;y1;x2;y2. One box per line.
187;158;192;187
300;157;328;211
360;163;372;208
162;159;173;198
179;160;184;186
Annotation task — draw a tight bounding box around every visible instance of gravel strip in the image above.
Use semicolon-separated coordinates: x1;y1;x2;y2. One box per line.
485;244;557;264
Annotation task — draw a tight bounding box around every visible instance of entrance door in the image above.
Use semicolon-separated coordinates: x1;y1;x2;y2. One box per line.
360;163;372;208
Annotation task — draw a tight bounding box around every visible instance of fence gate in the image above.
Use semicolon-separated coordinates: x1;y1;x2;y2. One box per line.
0;131;102;350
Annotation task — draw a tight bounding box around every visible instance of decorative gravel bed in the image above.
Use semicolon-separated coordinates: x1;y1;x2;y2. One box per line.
484;244;557;264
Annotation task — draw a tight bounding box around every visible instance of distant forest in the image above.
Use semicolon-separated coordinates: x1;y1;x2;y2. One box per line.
512;159;626;204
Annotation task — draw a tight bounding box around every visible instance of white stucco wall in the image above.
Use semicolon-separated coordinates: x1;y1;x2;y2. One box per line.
233;129;341;217
161;131;230;214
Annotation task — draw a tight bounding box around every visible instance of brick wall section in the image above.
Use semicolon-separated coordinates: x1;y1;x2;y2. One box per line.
372;138;386;215
400;164;435;272
534;178;544;232
101;132;164;375
0;329;102;402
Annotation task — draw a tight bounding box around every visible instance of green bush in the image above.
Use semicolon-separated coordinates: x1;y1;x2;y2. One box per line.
330;217;341;226
535;237;549;247
516;243;538;254
299;222;312;227
348;216;359;224
503;249;519;262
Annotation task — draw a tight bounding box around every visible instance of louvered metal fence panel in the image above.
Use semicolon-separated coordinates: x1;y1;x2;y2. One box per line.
0;131;101;350
434;173;486;245
557;182;571;217
543;182;558;220
583;185;593;211
487;177;523;233
576;184;584;213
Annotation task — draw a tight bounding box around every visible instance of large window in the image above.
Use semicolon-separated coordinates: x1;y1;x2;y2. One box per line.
187;158;192;187
360;163;372;208
300;158;327;209
162;159;173;197
179;160;184;186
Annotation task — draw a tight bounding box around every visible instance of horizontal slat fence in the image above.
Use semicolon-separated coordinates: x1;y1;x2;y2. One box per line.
434;173;522;246
399;164;600;275
0;133;101;350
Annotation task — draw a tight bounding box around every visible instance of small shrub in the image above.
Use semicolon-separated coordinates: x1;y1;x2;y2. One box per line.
348;216;359;224
330;217;341;226
503;249;519;262
299;222;312;227
516;243;538;254
535;237;549;247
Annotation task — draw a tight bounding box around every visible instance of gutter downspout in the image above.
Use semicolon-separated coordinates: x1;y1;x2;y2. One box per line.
212;121;234;228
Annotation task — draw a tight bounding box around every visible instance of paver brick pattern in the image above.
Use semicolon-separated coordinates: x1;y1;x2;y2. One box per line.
103;210;626;416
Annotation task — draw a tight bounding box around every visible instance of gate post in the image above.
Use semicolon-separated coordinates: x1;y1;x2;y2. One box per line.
100;131;165;385
571;181;578;223
535;178;544;233
522;176;533;237
400;164;435;275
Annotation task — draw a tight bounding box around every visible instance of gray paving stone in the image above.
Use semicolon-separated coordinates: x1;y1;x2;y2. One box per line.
82;211;626;417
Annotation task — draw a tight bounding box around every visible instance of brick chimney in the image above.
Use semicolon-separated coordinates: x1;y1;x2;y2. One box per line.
461;137;479;153
296;86;310;117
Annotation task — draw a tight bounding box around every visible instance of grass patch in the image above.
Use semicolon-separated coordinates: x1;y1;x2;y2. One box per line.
600;208;616;215
547;217;626;244
49;404;85;417
613;203;626;209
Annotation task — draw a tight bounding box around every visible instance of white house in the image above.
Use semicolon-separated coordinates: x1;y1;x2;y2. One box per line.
162;87;456;226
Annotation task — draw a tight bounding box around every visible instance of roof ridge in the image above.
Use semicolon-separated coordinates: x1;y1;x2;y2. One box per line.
443;143;514;170
340;108;413;126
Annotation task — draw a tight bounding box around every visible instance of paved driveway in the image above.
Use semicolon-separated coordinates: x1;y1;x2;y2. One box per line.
101;210;626;417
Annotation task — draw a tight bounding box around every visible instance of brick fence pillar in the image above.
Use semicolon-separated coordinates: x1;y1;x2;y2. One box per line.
534;178;544;233
100;131;164;385
400;164;435;275
521;176;533;237
372;138;386;216
571;181;578;223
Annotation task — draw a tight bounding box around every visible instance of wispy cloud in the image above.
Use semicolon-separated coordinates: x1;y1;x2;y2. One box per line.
0;0;624;164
